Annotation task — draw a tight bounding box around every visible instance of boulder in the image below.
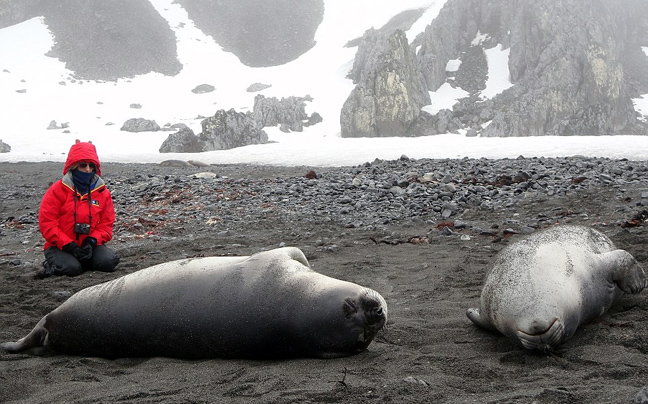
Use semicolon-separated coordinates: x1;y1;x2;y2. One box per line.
120;118;161;132
199;109;268;150
159;127;202;153
247;83;272;92
191;84;215;94
0;139;10;153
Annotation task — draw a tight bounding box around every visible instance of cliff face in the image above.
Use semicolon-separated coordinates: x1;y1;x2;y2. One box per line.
482;0;638;137
342;0;648;137
410;0;648;137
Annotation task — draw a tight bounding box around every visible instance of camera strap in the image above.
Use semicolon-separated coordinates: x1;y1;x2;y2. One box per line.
73;185;93;240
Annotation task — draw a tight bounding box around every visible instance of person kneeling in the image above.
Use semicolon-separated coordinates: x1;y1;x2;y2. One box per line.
38;140;120;278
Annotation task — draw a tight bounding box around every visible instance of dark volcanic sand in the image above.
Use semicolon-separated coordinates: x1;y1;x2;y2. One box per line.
0;160;647;404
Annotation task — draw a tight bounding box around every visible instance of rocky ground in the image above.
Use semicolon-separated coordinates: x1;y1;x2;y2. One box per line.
1;157;648;403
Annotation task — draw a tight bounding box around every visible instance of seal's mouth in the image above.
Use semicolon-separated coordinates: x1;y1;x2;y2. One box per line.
516;318;565;352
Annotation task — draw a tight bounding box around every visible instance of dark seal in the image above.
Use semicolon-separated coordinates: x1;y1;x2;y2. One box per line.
2;247;388;359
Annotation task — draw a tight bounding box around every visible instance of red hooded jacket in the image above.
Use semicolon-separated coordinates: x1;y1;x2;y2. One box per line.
39;141;116;250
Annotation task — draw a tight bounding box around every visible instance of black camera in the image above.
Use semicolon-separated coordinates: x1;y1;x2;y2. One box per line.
74;223;91;235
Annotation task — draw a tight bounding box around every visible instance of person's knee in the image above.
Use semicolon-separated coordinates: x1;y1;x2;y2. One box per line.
92;246;120;272
58;261;84;277
44;247;83;277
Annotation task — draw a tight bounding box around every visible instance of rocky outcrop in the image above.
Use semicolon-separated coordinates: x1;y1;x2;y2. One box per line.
411;0;648;137
252;95;321;132
159;127;201;153
199;109;268;151
120;118;161;133
0;139;10;153
340;29;430;138
160;109;269;153
0;0;182;81
174;0;324;67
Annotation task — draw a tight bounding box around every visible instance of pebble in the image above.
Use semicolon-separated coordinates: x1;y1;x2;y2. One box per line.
636;385;648;404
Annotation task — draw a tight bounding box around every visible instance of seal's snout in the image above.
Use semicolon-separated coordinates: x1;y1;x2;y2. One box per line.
516;318;565;351
366;306;386;326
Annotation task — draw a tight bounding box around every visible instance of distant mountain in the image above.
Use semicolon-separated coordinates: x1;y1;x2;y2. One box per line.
1;0;647;137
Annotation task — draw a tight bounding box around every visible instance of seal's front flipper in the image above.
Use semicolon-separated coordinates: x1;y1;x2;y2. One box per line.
601;250;648;294
466;308;496;331
1;317;50;356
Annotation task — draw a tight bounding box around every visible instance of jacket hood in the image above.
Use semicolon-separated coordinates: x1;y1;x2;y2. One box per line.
63;140;101;176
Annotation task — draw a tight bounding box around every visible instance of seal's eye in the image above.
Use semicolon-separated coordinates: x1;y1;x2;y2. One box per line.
343;298;358;318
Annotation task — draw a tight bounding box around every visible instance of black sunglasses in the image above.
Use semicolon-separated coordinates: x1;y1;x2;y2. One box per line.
78;163;96;169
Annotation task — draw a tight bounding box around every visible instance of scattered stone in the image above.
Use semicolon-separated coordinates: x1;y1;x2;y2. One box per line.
121;118;161;132
192;84;215;94
47;120;69;130
246;82;272;92
636;385;648;404
403;376;429;386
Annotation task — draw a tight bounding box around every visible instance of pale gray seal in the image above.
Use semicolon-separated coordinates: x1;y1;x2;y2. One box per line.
2;247;388;359
467;225;647;351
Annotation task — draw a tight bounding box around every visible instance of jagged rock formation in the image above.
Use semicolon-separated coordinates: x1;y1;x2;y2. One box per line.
120;118;161;133
160;109;268;153
252;94;321;132
340;29;430;138
409;0;648;137
159;127;201;153
174;0;324;67
200;109;268;150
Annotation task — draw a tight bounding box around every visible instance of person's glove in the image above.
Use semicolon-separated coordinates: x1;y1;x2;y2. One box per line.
81;236;97;250
62;241;93;263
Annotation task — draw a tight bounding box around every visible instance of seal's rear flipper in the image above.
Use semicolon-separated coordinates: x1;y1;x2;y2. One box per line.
1;317;50;356
602;250;648;294
466;308;496;331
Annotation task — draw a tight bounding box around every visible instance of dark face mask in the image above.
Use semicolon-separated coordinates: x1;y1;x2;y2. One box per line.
72;170;95;194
